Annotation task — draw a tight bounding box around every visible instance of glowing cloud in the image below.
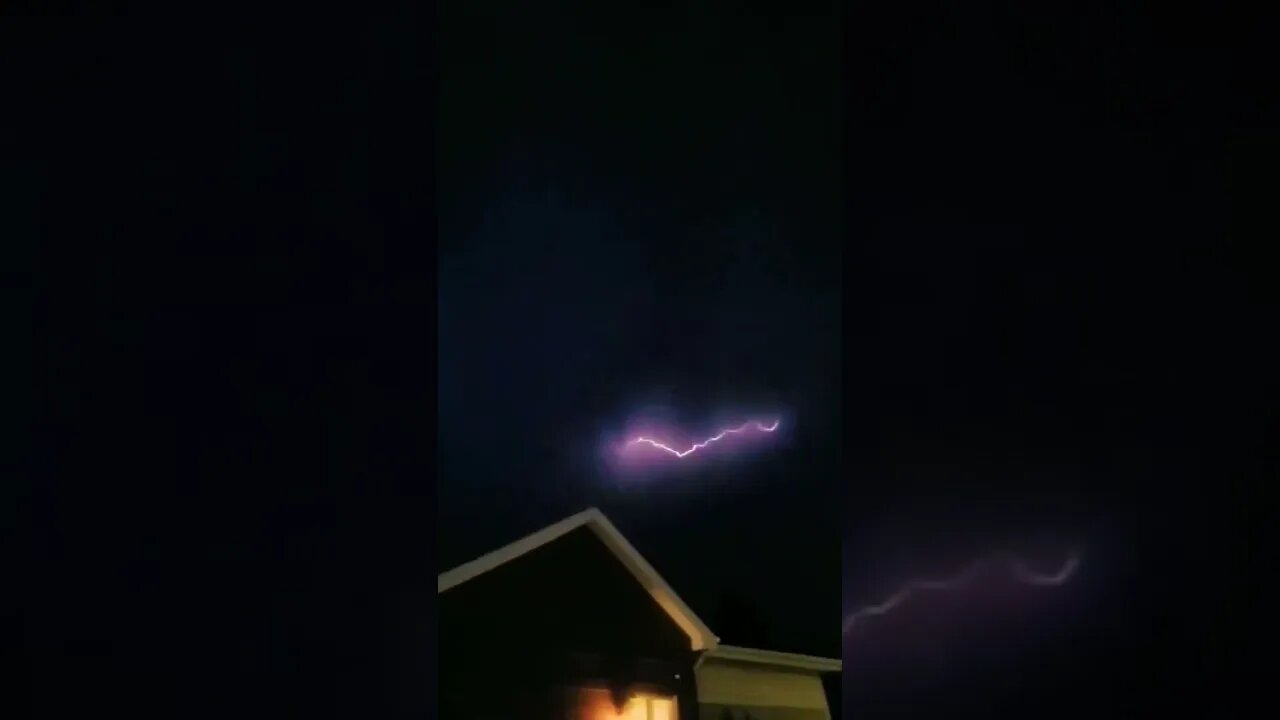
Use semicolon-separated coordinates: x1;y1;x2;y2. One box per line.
623;419;780;459
843;552;1080;634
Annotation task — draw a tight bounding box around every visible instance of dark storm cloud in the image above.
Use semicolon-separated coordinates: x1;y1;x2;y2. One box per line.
438;164;839;476
438;173;649;443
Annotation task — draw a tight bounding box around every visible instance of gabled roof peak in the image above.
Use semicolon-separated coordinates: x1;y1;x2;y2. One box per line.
438;507;719;651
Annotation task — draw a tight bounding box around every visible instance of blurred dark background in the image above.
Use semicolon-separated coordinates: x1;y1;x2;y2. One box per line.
8;2;436;717
847;1;1269;717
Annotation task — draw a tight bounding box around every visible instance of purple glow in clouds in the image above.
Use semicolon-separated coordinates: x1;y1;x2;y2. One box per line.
622;419;781;460
843;552;1080;634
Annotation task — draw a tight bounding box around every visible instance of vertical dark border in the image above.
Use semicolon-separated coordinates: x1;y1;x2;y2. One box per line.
10;1;442;717
379;0;439;716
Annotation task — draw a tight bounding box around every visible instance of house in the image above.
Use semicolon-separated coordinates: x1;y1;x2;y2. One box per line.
438;508;840;720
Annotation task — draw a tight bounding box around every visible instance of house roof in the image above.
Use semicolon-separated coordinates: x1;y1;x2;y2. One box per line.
437;507;720;651
697;644;841;673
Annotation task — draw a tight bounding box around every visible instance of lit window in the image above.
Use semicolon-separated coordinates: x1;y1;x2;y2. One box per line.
648;696;675;720
580;689;677;720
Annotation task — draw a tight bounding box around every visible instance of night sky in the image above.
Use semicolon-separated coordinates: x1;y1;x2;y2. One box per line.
8;1;1271;719
437;0;842;661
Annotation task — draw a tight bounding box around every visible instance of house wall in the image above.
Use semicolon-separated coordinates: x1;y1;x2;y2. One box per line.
439;527;700;719
695;659;832;720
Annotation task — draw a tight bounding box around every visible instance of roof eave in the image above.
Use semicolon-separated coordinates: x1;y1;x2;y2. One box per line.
701;644;842;673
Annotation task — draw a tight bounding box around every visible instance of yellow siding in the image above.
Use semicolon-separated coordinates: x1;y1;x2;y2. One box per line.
695;661;829;710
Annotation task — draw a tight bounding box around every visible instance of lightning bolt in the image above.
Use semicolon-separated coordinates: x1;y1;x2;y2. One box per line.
843;552;1079;634
625;419;780;458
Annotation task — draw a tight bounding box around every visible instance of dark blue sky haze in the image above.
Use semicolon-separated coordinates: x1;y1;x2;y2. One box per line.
435;6;841;661
437;137;843;656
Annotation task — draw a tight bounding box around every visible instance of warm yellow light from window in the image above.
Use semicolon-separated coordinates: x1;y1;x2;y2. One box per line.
621;697;646;720
580;689;677;720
